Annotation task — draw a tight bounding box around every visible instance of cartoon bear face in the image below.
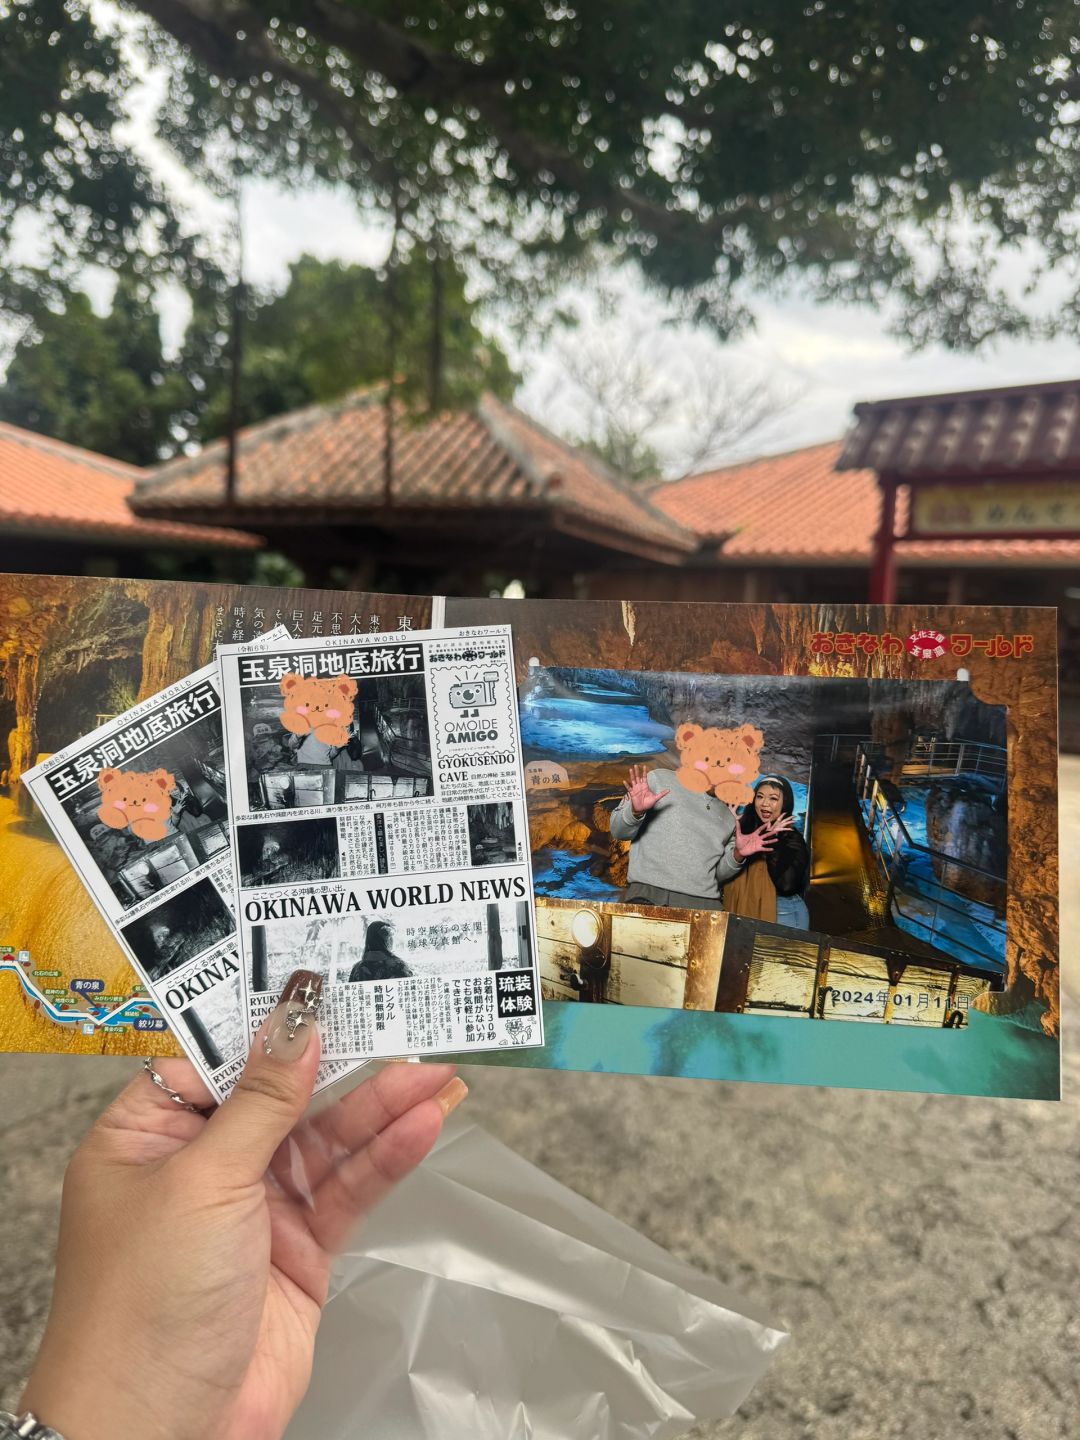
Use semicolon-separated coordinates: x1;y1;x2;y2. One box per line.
674;722;764;806
278;673;358;747
96;767;176;843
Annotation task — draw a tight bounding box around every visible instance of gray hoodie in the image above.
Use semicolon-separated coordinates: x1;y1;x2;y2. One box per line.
610;769;743;900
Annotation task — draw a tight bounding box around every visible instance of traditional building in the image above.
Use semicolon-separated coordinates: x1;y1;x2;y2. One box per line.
6;379;1077;741
0;422;260;574
129;390;695;591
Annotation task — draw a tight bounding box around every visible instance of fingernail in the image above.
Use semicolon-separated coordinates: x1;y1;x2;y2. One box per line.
263;969;322;1061
434;1076;468;1117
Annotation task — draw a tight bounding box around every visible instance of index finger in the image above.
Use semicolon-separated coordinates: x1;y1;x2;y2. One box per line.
271;1061;458;1201
307;1069;465;1251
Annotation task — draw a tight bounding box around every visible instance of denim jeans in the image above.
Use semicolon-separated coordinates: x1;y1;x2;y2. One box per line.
775;894;810;930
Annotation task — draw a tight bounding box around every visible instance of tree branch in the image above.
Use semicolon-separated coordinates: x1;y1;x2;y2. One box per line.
136;0;400;195
136;0;744;260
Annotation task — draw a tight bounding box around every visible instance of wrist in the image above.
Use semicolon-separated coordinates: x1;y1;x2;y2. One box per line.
22;1354;148;1440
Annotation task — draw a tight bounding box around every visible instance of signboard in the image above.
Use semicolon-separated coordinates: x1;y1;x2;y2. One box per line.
909;477;1080;540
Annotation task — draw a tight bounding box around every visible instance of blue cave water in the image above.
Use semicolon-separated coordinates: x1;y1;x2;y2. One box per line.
858;776;1006;972
519;692;674;758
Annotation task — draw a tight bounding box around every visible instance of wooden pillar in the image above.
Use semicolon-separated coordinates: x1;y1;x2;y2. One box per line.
182;1006;223;1069
869;474;898;604
251;925;268;992
486;902;504;970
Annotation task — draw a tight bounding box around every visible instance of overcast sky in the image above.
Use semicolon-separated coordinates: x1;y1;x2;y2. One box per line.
176;176;1079;467
12;12;1079;474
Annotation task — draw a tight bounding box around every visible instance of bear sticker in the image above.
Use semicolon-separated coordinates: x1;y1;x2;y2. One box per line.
96;767;176;843
673;722;765;808
278;673;358;747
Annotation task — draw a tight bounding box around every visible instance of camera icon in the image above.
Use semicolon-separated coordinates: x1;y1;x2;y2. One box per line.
449;670;499;710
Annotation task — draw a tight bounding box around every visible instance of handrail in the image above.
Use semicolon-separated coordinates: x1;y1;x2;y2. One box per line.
853;741;1006;969
814;731;1006;779
860;775;1006;884
810;730;1006;969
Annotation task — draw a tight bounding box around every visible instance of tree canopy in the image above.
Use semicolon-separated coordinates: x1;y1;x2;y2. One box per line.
0;253;514;462
1;1;1077;347
0;275;188;463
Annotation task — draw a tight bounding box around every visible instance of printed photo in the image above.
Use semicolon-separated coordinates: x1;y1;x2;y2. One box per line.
241;673;432;811
120;877;235;981
249;898;532;994
522;668;1008;1012
236;817;341;888
179;973;245;1072
466;801;517;866
535;897;999;1028
61;708;230;908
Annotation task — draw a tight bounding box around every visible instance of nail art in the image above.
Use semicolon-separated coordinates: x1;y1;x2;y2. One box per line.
263;969;323;1059
434;1076;468;1117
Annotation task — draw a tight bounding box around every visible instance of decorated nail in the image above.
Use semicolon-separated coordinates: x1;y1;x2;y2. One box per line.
263;969;322;1060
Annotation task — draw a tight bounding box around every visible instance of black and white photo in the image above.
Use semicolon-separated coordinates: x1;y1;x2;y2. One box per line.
179;974;246;1072
240;672;432;812
59;708;229;907
467;801;518;866
120;877;234;981
237;816;341;888
249;898;533;996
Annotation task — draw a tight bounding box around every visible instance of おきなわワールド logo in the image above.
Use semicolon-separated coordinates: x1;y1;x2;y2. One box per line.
905;628;947;660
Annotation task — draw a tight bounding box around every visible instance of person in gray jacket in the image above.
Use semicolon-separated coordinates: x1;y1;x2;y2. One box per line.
611;762;784;909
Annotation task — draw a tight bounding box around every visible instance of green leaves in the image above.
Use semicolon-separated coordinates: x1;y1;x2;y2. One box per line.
0;254;514;460
1;0;1077;346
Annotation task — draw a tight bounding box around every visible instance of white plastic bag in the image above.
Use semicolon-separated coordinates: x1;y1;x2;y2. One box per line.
287;1120;788;1440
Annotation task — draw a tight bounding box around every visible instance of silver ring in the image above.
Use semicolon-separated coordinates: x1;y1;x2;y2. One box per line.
143;1057;201;1112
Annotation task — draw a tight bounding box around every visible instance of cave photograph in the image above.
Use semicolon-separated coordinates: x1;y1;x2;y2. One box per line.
521;667;1008;1019
236;816;342;888
240;671;433;813
58;709;230;909
119;876;235;982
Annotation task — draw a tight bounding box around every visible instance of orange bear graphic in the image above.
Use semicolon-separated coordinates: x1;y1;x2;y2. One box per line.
96;767;176;842
673;722;764;808
279;673;358;746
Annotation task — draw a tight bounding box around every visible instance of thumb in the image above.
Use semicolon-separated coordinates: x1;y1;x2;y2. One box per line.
196;968;323;1185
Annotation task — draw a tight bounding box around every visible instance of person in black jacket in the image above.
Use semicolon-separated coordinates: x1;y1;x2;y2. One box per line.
348;919;414;983
721;774;811;930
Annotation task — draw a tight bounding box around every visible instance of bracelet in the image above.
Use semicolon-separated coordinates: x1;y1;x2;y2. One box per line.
0;1411;65;1439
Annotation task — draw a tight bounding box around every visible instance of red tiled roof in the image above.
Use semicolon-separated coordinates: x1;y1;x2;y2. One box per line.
838;377;1080;478
652;440;878;560
653;438;1080;566
0;423;261;550
133;390;696;563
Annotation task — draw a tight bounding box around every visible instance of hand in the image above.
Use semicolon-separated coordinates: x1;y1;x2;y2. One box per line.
624;763;669;816
734;812;795;858
21;969;466;1440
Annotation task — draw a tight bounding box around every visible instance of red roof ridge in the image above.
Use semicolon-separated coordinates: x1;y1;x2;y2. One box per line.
0;420;146;478
651;436;847;495
478;393;698;548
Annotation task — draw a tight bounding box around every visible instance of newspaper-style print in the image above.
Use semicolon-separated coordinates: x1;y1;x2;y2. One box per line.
218;625;544;1060
21;630;353;1100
